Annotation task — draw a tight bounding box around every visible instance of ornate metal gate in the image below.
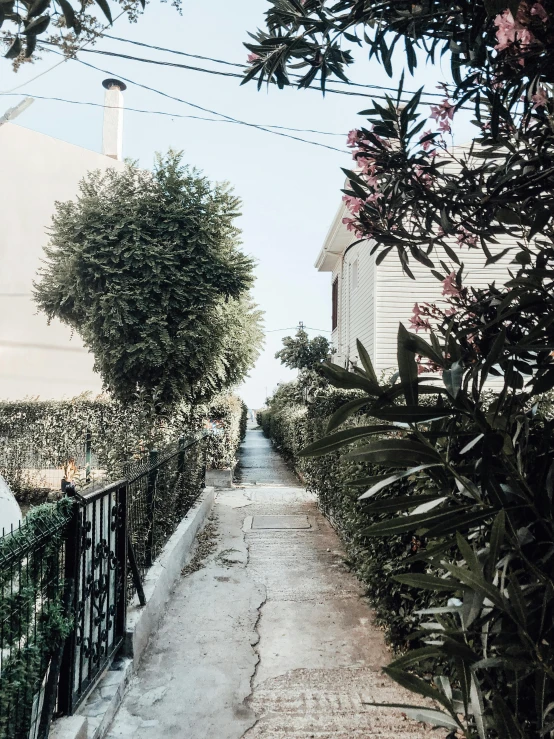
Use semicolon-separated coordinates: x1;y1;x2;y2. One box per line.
58;480;127;714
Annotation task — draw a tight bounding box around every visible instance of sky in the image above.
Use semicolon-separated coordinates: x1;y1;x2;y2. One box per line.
0;0;478;409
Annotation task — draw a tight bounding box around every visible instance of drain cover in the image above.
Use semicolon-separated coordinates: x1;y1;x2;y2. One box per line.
251;515;311;530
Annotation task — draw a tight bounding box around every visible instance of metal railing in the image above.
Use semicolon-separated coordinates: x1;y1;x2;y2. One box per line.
58;482;127;715
0;502;72;739
0;431;208;735
126;434;206;602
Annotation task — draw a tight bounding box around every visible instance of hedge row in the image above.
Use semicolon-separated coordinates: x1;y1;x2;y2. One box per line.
258;384;436;649
0;393;245;500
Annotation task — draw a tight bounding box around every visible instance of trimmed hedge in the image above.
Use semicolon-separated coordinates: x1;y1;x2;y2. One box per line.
259;384;435;649
0;393;245;500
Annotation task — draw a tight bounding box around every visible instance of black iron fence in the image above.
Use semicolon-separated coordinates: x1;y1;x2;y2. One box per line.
0;432;208;738
0;501;72;739
126;435;206;601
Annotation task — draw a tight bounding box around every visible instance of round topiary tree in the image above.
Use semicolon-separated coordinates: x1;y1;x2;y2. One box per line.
34;150;263;412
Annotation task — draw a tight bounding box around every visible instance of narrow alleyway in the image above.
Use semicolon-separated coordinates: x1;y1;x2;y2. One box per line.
106;426;433;738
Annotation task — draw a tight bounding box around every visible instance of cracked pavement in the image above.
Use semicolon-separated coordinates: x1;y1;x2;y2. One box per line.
106;427;437;738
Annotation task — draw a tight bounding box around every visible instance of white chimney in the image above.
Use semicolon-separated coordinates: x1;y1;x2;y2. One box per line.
102;78;126;160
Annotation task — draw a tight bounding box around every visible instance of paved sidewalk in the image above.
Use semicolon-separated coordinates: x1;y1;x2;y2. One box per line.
106;427;433;738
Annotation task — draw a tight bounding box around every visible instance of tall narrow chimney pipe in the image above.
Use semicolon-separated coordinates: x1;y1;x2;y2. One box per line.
102;78;126;160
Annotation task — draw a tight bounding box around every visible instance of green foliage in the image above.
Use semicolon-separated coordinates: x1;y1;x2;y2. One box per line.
34;151;263;411
0;500;72;739
275;327;332;371
298;329;554;737
0;393;246;497
2;0;165;65
239;400;248;443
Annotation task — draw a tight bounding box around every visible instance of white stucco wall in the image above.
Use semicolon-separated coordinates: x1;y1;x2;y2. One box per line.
0;123;125;400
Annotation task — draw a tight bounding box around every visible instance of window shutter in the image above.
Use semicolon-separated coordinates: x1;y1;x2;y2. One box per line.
332;277;338;331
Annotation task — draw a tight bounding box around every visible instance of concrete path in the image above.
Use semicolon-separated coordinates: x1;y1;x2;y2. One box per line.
106;427;434;738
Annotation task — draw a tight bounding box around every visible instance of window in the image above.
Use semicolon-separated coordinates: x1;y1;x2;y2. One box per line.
332;277;338;331
351;258;359;291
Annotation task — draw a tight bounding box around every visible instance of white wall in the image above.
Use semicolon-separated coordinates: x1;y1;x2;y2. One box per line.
374;242;513;373
331;239;375;367
0;123;125;400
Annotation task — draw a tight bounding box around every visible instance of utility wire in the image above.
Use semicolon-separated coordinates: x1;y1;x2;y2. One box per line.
102;33;447;100
39;47;348;153
73;45;451;104
0;91;346;136
266;327;331;333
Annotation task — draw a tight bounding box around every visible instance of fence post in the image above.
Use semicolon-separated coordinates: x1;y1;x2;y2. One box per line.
55;495;82;718
178;436;185;478
146;450;158;567
85;430;92;484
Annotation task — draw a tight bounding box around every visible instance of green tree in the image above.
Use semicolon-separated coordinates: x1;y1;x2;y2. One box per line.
275;326;331;371
34;150;263;411
2;0;160;64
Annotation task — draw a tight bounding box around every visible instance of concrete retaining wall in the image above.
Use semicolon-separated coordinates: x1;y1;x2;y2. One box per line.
50;486;216;739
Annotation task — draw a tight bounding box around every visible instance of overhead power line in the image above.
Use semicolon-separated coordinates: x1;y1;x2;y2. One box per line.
0;91;345;137
38;47;348;154
102;33;447;100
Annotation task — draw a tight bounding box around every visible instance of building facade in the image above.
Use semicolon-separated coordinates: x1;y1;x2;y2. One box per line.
0;85;126;400
316;161;514;374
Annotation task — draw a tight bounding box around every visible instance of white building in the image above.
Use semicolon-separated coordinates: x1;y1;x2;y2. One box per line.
0;81;126;399
316;151;514;373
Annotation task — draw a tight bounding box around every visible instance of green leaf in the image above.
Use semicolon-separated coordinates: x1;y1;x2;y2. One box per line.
356;339;379;386
397;324;418;405
401;331;445;369
486;510;505;581
57;0;76;29
361;493;447;513
370;406;453;423
402;708;459;731
321;362;380;395
326;396;372;432
22;13;50;34
384;667;454;713
347;439;442;466
426;509;495;538
298;425;398;458
456;532;481;574
442;562;505;609
94;0;112;23
361;506;472;536
4;36;22;58
443;361;463;399
470;673;487;739
358;463;443;500
393;573;464;592
492;695;525;738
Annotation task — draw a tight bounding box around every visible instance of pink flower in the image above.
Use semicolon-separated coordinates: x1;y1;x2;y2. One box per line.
414;166;433;187
409;303;432;333
419;129;433;151
494;9;535;51
429;99;455;131
342;195;364;215
456;226;478;248
531;2;548;22
342;217;364;239
247;53;260;63
442;271;461;297
346;129;360;147
366;192;383;203
532;87;549;108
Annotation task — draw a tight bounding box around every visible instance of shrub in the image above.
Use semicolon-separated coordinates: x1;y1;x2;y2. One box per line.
0;393;245;499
